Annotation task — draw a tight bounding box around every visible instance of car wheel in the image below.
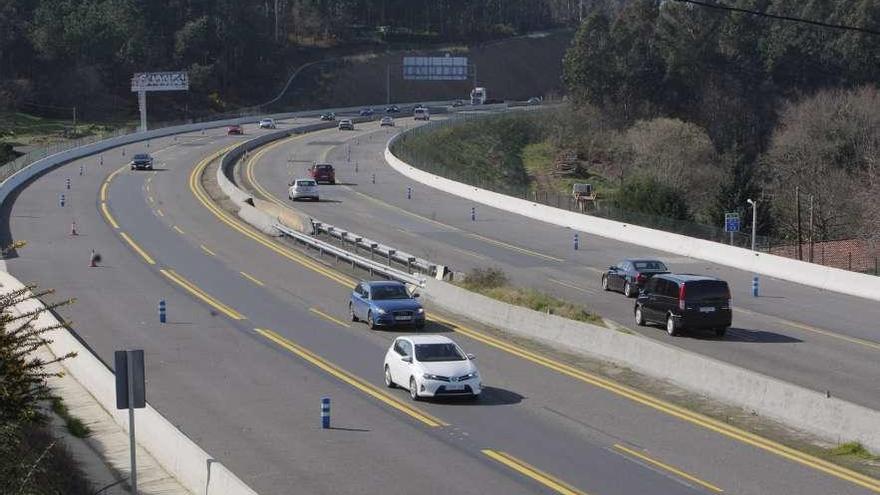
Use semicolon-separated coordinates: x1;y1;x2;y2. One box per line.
602;276;609;291
715;327;727;338
349;303;358;322
384;365;395;388
409;377;420;401
624;282;633;298
330;180;335;185
666;314;679;336
635;306;646;326
368;311;377;330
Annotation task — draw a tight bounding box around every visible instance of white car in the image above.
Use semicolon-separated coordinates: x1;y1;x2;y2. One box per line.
379;116;394;127
384;335;481;401
259;118;276;129
413;108;430;120
288;178;319;201
338;118;354;130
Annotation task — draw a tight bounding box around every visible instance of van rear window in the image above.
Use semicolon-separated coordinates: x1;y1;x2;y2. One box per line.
686;281;729;300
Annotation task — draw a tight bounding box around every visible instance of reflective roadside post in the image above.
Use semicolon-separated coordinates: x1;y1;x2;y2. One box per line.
573;232;579;251
115;350;146;495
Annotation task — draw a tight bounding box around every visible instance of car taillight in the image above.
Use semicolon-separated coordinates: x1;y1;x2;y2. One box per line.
636;273;646;284
725;287;732;307
678;283;686;310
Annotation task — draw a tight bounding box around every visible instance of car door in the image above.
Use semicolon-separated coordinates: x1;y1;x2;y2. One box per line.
641;278;662;321
656;279;677;319
352;284;367;319
392;339;414;385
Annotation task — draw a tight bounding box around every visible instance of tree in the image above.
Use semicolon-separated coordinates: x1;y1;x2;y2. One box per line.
615;175;692;221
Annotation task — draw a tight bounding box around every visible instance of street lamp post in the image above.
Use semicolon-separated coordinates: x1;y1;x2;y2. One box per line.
746;198;758;251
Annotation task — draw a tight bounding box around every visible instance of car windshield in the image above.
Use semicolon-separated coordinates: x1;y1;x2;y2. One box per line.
371;284;410;300
633;260;667;271
296;180;316;186
415;343;466;362
316;165;332;171
134;154;149;159
686;281;730;301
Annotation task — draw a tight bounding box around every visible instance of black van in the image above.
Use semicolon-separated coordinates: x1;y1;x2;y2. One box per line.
634;274;732;337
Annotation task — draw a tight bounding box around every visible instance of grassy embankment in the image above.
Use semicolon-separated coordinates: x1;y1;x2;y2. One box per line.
457;267;604;327
0;111;125;164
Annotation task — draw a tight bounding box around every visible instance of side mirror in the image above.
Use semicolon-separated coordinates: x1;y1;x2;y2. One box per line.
288;181;294;186
412;293;420;298
401;356;413;363
609;266;615;270
467;353;476;360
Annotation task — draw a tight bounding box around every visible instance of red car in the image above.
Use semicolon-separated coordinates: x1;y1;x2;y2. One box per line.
226;124;243;135
308;163;335;184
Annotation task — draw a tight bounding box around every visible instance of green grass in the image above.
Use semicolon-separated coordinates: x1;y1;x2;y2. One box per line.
827;442;878;460
51;397;91;438
458;267;605;326
0;111;121;147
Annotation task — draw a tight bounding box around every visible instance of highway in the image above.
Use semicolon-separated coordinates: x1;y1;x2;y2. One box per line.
4;114;880;494
244;114;880;414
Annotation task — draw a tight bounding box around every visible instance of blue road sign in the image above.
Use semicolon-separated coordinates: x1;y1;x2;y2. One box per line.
724;213;740;233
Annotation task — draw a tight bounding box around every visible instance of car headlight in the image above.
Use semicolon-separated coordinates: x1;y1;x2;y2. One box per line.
459;372;479;381
376;308;386;315
417;308;424;314
422;373;446;381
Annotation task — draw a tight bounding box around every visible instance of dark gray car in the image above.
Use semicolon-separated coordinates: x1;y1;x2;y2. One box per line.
602;259;669;298
634;274;732;337
129;153;153;170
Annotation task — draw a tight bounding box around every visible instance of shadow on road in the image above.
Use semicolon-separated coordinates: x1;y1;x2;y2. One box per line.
694;326;802;343
427;386;524;406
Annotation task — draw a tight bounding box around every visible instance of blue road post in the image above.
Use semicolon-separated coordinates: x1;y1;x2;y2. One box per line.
407;187;412;200
79;164;84;176
471;207;476;222
355;161;359;173
65;178;71;189
321;397;330;429
752;276;759;297
59;194;65;207
158;300;166;323
574;232;579;251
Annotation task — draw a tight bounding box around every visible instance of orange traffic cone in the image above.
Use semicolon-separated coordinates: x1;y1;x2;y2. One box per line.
70;220;78;236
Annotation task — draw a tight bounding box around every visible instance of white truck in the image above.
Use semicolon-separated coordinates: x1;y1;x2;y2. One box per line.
414;107;430;120
470;87;487;105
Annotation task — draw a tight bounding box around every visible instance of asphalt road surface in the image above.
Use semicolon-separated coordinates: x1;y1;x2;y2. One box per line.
3;115;879;495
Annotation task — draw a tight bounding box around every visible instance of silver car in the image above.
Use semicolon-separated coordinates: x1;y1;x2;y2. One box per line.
259;118;276;129
288;178;319;201
380;116;394;127
338;118;354;130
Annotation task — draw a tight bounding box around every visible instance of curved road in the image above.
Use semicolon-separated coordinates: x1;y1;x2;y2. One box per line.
3;115;879;495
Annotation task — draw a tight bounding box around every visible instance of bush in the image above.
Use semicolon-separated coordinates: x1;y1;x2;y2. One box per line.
460;267;508;291
615;175;691;220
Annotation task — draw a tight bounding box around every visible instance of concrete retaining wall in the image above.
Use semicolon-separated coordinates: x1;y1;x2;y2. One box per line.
0;271;258;495
423;278;880;451
385;134;880;302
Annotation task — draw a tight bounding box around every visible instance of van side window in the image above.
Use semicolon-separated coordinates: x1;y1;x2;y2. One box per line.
645;278;658;292
665;280;680;298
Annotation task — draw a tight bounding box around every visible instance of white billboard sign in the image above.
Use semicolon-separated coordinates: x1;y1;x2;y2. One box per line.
402;56;468;81
131;71;189;92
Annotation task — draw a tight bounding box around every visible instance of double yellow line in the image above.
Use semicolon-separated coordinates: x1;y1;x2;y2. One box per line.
482;450;588;495
160;269;244;320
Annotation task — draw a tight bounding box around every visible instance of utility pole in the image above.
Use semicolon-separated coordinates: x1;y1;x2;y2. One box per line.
809;194;814;263
72;106;77;131
386;64;391;105
747;199;758;251
796;186;802;260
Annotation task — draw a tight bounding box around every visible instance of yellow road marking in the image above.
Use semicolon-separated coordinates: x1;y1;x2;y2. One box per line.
200;244;216;256
194;129;880;493
189;146;355;288
613;444;723;493
156;208;164;217
160;269;244;320
100;182;109;201
309;307;351;328
255;328;444;427
734;307;880;352
481;450;588;495
172;225;185;235
119;232;155;265
240;271;265;286
427;313;880;493
100;202;119;229
549;278;596;295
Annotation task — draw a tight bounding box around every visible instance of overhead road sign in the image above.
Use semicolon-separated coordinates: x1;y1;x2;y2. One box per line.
131;71;189;92
402;56;469;81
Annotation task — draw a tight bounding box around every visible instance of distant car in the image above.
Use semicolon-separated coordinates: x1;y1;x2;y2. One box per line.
385;105;400;114
258;118;276;129
603;259;670;298
634;274;732;337
308;162;335;184
383;335;481;401
359;108;374;116
226;124;243;135
527;97;542;105
129;153;154;170
379;116;394;127
320;112;336;121
288;178;319;201
350;280;425;329
413;108;430;121
338;118;354;130
413;103;426;110
451;99;466;107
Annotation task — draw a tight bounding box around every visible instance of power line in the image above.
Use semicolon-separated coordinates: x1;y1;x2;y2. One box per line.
671;0;880;36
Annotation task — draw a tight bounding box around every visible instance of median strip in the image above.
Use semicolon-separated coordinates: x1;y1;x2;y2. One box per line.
255;328;444;427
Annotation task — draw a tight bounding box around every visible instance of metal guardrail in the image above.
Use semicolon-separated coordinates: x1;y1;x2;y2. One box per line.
274;223;426;287
312;221;437;276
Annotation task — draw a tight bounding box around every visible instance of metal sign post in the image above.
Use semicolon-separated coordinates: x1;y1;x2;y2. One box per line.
131;72;189;132
724;213;741;246
115;350;146;495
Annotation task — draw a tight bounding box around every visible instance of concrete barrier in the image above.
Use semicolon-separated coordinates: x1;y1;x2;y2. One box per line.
423;278;880;452
385;133;880;302
0;271;258;495
238;204;282;237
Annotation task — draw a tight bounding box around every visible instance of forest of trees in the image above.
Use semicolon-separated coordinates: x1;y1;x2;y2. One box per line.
0;0;599;119
562;0;880;245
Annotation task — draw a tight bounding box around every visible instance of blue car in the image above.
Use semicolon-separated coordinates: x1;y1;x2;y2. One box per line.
359;108;374;116
350;281;426;330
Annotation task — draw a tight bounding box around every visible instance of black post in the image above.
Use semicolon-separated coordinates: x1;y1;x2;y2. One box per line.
796;186;802;261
